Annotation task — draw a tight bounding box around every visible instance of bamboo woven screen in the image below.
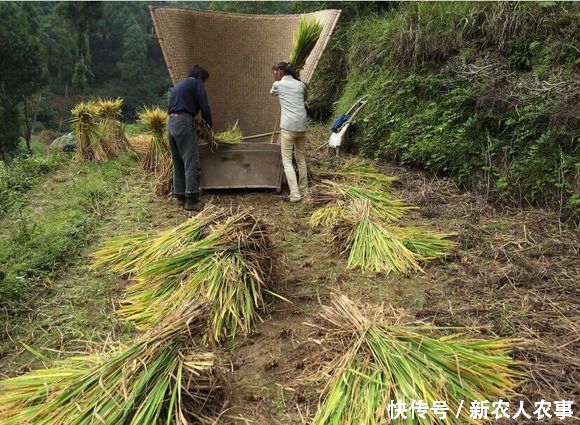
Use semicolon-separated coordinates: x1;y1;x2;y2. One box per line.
150;7;341;137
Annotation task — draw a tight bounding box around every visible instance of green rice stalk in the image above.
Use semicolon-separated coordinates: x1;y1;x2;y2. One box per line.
0;302;226;425
118;210;276;341
332;199;454;273
289;17;323;73
317;157;397;192
214;121;243;146
313;295;521;425
311;180;413;223
92;205;227;276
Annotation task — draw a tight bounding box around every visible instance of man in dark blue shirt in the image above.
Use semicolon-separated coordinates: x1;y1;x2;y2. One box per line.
168;65;212;211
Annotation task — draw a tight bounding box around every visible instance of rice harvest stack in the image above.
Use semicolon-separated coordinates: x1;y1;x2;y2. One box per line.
119;209;277;341
70;102;108;162
318;157;397;192
92;205;227;276
0;302;226;425
331;199;454;273
94;206;279;341
310;179;413;224
311;295;521;425
127;134;151;157
138;107;171;195
94;97;133;155
289;16;323;74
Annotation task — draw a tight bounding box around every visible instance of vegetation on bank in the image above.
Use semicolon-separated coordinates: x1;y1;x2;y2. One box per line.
312;2;579;219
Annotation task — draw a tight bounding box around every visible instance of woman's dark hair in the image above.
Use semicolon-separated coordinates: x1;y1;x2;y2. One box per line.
272;61;300;80
189;64;210;82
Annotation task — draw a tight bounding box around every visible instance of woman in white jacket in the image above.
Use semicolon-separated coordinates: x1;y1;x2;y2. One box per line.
270;61;309;203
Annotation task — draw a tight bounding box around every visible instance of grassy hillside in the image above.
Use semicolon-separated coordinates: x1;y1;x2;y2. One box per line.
313;2;579;220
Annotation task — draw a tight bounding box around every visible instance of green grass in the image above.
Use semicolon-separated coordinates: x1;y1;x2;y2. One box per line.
0;149;69;216
0;152;137;324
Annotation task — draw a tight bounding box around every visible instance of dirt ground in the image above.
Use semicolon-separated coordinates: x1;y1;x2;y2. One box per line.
1;131;578;424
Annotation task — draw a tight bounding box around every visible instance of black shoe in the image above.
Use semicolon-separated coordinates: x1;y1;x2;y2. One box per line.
184;197;202;212
175;195;186;207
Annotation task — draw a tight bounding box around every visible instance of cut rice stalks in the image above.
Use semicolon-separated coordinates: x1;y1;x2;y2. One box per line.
310;179;413;223
0;302;226;425
311;295;521;425
331;199;454;273
93;206;280;341
92;204;227;276
138;106;171;195
213;121;242;146
316;157;397;192
71;102;107;162
94;97;133;155
289;16;323;74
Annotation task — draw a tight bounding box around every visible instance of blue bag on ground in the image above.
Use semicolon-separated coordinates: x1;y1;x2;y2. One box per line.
331;114;349;133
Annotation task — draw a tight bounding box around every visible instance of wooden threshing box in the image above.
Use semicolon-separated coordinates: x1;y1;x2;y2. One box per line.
150;7;341;191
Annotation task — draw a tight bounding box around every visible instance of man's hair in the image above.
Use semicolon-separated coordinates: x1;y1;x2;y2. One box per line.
189;65;210;82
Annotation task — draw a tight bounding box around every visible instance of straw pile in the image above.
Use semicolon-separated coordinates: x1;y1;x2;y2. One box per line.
311;295;521;425
0;302;226;425
71;99;132;162
309;158;454;273
138;107;171;196
93;205;279;342
94;98;133;155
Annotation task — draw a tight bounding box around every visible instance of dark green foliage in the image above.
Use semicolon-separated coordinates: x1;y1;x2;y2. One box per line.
0;3;46;157
327;2;579;220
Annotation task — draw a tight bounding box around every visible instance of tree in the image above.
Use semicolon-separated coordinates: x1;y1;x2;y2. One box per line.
118;19;148;117
57;2;103;94
0;3;45;158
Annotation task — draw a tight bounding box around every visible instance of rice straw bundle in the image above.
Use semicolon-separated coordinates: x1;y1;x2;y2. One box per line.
119;209;278;341
312;295;521;425
127;134;151;157
318;157;397;192
331;199;454;273
213;121;242;146
94;97;133;155
0;302;226;425
71;102;108;162
310;179;413;223
138;107;171;195
93;206;279;341
289;17;323;74
92;205;227;276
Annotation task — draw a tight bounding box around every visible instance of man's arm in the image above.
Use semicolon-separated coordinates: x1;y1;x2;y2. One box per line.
196;81;213;127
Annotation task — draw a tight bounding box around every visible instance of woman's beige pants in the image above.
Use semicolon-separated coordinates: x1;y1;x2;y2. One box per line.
280;129;308;201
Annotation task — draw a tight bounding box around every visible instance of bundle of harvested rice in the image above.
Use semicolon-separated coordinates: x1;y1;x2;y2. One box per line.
138;107;171;195
92;205;227;276
289;16;323;73
311;295;521;425
0;302;226;425
120;209;277;341
71;102;107;162
94;206;279;341
331;199;454;273
94;97;133;155
310;179;413;223
213;121;242;146
196;120;243;151
317;157;397;192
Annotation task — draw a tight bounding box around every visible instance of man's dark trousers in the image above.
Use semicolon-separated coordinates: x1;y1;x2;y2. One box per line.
168;114;200;200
